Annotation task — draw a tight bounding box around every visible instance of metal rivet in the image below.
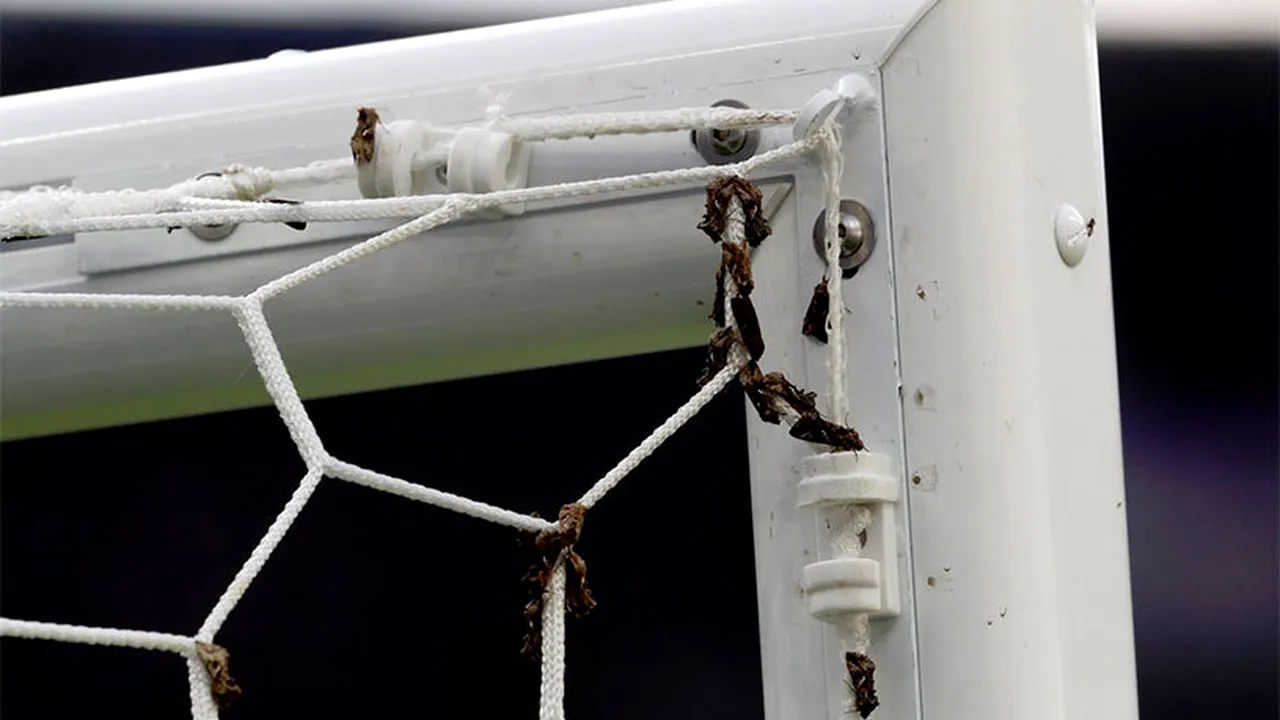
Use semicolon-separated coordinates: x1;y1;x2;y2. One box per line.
187;172;238;242
692;99;761;166
812;199;875;277
1054;203;1091;267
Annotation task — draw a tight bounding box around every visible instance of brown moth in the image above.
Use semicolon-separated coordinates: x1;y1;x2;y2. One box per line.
195;641;242;711
789;413;865;452
721;241;754;297
711;263;727;327
729;295;765;361
520;504;596;659
699;327;738;386
844;651;880;718
738;361;784;425
350;107;380;165
761;371;819;417
696;176;772;247
802;277;831;344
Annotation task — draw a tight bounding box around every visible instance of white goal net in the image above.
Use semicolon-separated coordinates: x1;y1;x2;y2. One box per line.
0;86;884;719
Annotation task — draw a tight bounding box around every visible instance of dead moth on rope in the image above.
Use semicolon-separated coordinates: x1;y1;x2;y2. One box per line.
735;360;864;451
729;296;765;361
845;651;880;718
700;176;767;331
698;327;737;386
195;640;243;711
802;277;831;344
697;175;772;248
519;503;596;658
350;107;381;165
698;176;768;379
696;176;864;454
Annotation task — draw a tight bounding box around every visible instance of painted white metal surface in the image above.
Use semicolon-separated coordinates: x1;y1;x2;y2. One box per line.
882;0;1140;718
0;0;916;144
0;0;925;439
746;63;922;719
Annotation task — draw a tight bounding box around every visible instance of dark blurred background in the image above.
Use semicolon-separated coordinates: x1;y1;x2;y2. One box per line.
1;3;1276;719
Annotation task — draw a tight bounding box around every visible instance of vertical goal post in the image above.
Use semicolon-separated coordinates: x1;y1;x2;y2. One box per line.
0;1;1139;719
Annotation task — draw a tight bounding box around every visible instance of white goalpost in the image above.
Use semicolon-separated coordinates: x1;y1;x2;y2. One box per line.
0;1;1140;719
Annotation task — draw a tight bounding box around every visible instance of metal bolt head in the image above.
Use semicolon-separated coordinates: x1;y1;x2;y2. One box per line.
692;99;761;166
709;127;749;156
188;172;238;242
812;200;875;277
189;222;237;242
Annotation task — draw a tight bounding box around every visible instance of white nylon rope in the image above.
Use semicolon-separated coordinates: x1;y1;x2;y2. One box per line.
0;137;815;239
819;124;848;426
816;122;871;667
538;563;568;720
0;107;798;240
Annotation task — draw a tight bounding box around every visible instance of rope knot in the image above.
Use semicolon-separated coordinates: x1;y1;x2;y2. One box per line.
544;502;586;548
520;503;596;658
220;165;274;201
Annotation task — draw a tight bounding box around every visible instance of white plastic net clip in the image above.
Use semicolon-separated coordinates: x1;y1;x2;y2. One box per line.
356;118;531;217
793;74;880;142
797;451;901;621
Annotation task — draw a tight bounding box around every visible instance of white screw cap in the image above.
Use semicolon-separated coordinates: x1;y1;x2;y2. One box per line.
1054;203;1091;267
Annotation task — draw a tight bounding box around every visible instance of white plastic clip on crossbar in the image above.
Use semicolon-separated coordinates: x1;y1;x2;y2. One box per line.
797;451;901;621
793;74;879;141
356;119;531;215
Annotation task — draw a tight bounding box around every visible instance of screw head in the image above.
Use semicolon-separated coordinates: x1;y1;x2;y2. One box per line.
812;200;876;277
692;99;761;166
187;172;238;242
709;127;748;156
189;222;237;242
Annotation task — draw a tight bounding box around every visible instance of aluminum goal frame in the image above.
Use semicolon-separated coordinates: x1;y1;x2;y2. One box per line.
0;1;1139;718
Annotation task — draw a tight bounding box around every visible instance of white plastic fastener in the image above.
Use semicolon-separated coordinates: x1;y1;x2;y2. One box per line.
798;450;899;508
446;128;530;195
356;119;530;216
797;451;901;620
358;119;435;199
793;74;879;142
802;558;881;623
